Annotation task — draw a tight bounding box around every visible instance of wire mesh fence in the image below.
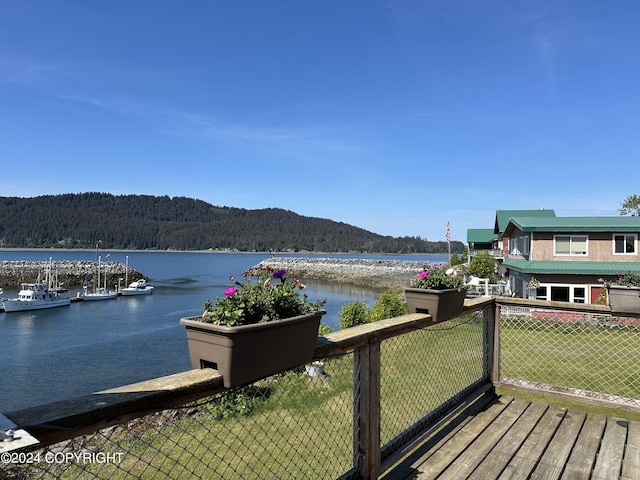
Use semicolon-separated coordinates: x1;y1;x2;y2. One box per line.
2;354;356;480
14;299;639;479
499;305;640;408
379;311;486;450
1;308;493;480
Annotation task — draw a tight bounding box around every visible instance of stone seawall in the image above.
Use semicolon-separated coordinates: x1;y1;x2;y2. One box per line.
254;257;426;291
0;261;146;288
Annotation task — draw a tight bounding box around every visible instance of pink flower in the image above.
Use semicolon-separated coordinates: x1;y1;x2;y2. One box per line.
417;271;429;279
224;287;237;297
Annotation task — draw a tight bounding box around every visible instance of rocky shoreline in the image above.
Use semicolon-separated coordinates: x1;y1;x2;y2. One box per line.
254;257;427;291
0;261;146;288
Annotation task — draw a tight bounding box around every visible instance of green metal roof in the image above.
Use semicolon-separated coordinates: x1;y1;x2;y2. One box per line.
502;259;640;275
467;228;497;243
494;209;556;233
507;216;640;233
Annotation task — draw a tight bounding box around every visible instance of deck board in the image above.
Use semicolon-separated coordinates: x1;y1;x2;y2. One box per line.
469;401;549;479
409;397;512;479
622;420;640;480
561;413;606;479
439;399;529;479
592;418;628;480
498;404;566;479
530;409;587;480
390;395;638;480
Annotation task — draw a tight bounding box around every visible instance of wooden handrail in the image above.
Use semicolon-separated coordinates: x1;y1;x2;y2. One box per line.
4;312;434;450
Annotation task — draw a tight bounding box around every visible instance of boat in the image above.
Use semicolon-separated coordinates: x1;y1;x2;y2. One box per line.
120;279;154;296
82;286;118;301
81;253;117;301
2;260;71;312
120;255;154;296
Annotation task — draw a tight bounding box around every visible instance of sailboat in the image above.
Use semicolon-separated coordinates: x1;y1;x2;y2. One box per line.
82;249;117;301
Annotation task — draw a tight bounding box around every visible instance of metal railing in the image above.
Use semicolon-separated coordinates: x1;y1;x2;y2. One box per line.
496;297;640;411
3;297;639;479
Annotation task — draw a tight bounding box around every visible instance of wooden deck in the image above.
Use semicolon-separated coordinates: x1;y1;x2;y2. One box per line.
386;396;640;480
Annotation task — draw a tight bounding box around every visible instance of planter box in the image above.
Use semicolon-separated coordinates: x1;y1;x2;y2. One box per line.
180;311;324;388
608;285;640;316
404;287;466;323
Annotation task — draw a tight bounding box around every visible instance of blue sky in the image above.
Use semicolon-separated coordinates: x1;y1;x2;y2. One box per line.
1;1;638;243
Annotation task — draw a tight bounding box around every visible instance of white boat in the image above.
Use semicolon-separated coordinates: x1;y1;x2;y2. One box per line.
2;258;71;312
120;279;154;296
3;282;71;312
2;282;70;312
82;286;118;301
81;254;117;301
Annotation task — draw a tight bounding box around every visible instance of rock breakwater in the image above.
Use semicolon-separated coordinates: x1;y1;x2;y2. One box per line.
254;257;426;291
0;261;146;288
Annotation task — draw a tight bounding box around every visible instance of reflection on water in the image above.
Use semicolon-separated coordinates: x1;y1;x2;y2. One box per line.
303;278;384;297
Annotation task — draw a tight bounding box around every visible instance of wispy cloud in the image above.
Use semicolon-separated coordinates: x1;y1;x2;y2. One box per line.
59;93;365;161
520;0;589;88
0;55;61;86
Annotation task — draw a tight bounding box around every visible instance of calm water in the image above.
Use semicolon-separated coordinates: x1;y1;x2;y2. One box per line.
0;250;445;412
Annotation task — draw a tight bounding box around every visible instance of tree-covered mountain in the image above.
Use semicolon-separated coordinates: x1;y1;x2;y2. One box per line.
0;193;464;254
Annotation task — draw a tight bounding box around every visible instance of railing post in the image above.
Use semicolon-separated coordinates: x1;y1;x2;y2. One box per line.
482;301;500;388
354;341;381;479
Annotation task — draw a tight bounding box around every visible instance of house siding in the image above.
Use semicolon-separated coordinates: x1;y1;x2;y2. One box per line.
531;232;639;262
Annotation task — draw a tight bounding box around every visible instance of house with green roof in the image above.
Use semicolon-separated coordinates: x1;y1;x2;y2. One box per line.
466;228;497;261
493;209;556;259
501;216;640;303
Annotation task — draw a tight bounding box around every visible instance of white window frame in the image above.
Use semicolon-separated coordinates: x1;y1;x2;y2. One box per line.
509;235;529;256
612;233;637;255
553;235;588;256
536;284;587;303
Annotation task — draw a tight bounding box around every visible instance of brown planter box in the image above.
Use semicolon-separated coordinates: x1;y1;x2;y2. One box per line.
608;285;640;316
180;311;324;388
404;287;466;323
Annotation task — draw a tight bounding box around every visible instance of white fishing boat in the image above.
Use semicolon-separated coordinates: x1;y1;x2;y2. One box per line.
82;286;118;301
120;255;154;296
2;260;71;312
81;253;117;301
120;279;154;296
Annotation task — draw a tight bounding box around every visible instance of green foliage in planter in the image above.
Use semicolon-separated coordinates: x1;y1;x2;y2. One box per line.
201;267;325;326
369;291;407;322
410;262;467;291
610;272;640;288
338;300;370;329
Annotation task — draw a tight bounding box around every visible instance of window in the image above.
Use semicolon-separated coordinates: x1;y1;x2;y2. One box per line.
613;234;637;255
509;235;529;256
550;286;570;302
530;282;587;304
554;235;587;256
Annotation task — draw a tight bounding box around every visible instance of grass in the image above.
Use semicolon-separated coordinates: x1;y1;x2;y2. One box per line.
495;385;640;422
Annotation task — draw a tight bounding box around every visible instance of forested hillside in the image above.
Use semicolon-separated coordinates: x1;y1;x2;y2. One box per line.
0;193;464;254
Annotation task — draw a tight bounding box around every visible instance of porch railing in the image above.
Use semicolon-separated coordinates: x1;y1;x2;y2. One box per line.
2;297;638;479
